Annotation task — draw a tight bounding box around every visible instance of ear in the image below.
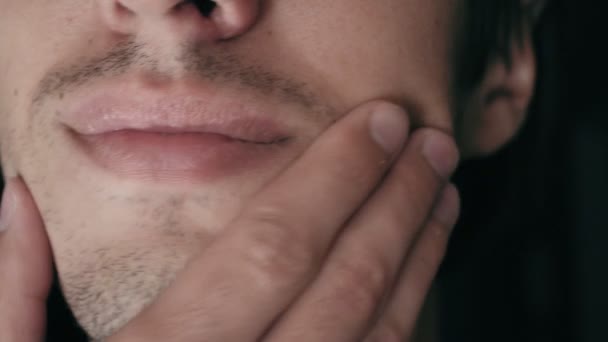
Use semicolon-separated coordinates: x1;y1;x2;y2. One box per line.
459;1;547;158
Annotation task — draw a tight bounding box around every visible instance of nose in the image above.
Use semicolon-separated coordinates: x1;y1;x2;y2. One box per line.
99;0;260;41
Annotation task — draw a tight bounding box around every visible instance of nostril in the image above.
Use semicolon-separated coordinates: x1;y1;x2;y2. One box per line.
191;0;217;17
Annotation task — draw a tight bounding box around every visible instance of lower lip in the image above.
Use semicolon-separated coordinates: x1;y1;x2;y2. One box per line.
71;130;286;182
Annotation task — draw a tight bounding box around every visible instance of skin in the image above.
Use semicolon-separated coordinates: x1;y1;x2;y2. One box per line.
0;105;459;341
0;0;539;340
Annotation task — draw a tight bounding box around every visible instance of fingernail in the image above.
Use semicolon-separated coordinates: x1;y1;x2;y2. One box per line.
0;180;17;233
421;130;459;180
369;103;409;154
432;184;460;228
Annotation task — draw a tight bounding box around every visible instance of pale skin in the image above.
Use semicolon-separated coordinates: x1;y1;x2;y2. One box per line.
0;101;460;341
0;0;543;340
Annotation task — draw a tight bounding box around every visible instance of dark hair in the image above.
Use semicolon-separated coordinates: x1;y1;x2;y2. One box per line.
439;0;578;340
455;0;529;94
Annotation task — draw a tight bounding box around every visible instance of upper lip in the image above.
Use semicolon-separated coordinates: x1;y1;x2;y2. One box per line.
61;92;291;144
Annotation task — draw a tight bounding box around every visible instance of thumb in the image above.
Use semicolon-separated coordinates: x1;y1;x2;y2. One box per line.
0;177;53;342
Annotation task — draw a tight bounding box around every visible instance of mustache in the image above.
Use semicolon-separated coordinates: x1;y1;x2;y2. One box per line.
32;40;331;117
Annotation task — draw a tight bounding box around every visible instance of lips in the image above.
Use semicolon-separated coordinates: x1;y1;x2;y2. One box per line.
65;94;289;142
61;92;292;182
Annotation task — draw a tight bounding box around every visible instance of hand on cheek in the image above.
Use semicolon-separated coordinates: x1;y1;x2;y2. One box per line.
0;101;460;342
110;100;460;342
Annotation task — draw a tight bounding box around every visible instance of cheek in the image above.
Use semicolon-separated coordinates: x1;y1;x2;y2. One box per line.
0;1;103;174
252;0;456;129
0;1;100;102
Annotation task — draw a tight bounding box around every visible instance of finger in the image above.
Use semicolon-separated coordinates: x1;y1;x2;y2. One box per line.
365;184;460;342
0;177;53;342
264;129;459;342
213;0;260;37
111;101;409;342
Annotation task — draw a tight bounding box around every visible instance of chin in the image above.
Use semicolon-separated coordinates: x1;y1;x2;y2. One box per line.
56;227;205;340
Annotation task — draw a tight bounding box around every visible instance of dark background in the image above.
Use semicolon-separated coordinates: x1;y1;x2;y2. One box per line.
41;0;607;340
440;0;608;341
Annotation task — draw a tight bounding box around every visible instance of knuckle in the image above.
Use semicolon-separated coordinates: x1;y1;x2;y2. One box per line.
329;253;389;312
238;206;316;287
431;183;461;227
414;128;460;180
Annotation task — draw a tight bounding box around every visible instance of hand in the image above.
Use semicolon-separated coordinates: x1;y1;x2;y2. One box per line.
111;101;460;341
0;100;460;342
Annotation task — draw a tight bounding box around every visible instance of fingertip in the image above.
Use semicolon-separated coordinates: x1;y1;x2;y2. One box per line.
7;176;46;232
2;176;52;279
368;102;410;155
431;183;461;229
0;178;18;233
1;177;44;238
0;177;52;342
418;129;460;180
12;175;50;246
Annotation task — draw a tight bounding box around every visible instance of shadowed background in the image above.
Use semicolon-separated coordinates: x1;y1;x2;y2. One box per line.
440;0;607;341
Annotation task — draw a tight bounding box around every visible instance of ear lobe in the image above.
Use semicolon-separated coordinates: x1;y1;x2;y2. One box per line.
460;22;537;158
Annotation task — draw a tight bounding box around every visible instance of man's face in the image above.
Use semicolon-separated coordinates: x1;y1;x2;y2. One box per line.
0;0;460;338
